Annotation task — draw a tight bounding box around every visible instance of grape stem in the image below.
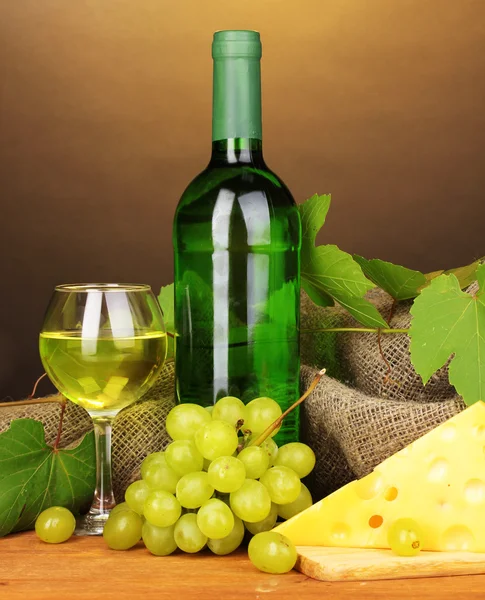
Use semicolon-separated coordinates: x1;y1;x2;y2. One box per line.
29;372;49;398
0;396;63;408
0;372;61;407
247;367;326;448
301;327;408;334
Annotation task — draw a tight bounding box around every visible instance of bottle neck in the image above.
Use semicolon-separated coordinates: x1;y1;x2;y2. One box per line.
212;56;262;143
209;138;264;167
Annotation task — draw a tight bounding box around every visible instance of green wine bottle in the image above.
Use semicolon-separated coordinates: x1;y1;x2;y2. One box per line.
173;30;301;443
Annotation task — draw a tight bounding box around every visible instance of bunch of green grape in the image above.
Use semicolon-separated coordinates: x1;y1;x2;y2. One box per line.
103;396;316;573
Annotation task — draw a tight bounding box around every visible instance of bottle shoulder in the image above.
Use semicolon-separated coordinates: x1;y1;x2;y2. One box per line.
174;164;301;251
176;163;297;212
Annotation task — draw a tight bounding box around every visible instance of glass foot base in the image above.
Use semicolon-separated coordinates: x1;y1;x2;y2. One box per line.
75;510;111;536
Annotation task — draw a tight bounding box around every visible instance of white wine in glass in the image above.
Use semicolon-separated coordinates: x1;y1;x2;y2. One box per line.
39;283;167;535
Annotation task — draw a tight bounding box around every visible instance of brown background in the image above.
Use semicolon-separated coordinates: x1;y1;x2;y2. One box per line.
1;0;484;400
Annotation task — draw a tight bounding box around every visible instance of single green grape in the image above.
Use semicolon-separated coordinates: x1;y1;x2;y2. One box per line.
230;479;271;523
387;518;424;556
212;396;247;428
237;446;269;479
244;503;278;535
110;502;130;517
174;513;208;553
207;456;246;493
208;516;245;555
144;490;182;528
247;435;279;466
244;397;282;437
274;443;316;479
248;532;297;574
194;420;239;461
142;521;177;556
165;403;211;440
103;509;143;550
125;480;151;515
196;498;234;539
260;466;301;505
35;506;76;544
176;471;214;508
277;483;313;520
143;457;181;493
165;440;204;475
262;438;279;465
140;451;165;479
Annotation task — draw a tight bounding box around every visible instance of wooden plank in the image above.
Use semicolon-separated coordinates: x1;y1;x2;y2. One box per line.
1;532;485;599
297;546;485;581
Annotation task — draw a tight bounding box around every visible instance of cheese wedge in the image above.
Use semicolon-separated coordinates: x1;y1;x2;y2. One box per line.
273;401;485;551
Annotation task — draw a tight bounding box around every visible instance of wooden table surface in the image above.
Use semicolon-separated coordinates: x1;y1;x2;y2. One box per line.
1;532;485;600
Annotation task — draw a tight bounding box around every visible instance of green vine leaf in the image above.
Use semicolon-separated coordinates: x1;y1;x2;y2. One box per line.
299;194;333;307
158;283;175;359
302;278;334;308
353;256;427;301
409;264;485;406
300;193;332;254
0;419;95;537
424;259;482;290
299;195;387;327
354;256;481;301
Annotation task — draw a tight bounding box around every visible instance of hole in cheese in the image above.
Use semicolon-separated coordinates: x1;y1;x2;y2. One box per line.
355;473;383;500
330;522;351;542
442;525;475;551
427;457;449;482
464;479;485;504
368;515;383;529
384;487;398;501
473;425;485;440
440;422;457;441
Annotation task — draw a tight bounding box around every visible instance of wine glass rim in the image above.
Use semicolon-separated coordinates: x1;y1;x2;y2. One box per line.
54;283;152;293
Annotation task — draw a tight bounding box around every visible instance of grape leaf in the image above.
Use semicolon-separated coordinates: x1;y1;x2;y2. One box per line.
300;193;332;255
409;264;485;406
299;194;333;307
0;419;95;537
424;259;482;289
353;255;427;301
423;269;444;283
302;278;334;308
299;195;387;327
353;256;481;301
158;283;174;359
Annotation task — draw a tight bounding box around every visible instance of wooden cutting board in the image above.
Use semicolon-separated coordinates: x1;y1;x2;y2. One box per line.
296;546;485;581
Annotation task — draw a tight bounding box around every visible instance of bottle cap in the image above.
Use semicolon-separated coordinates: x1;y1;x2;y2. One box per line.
212;30;262;59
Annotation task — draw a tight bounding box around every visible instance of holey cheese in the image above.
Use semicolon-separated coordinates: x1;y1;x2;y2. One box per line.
274;401;485;552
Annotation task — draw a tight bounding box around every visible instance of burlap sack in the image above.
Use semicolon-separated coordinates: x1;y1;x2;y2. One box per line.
0;396;92;447
301;288;456;401
300;366;466;500
0;362;175;503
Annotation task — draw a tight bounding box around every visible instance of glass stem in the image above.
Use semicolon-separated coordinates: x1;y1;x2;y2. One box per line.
91;416;116;514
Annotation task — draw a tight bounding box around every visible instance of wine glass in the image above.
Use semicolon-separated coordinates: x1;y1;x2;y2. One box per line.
39;283;167;535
